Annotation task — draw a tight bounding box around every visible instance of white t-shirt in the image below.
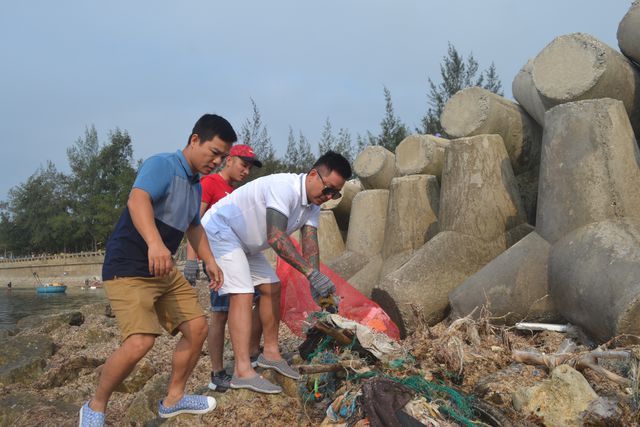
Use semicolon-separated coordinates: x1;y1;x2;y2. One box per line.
201;173;320;254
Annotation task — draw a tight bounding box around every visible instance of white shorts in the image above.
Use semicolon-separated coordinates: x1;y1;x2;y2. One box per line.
208;227;279;295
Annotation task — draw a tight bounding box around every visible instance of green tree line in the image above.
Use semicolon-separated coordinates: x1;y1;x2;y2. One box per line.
0;44;502;257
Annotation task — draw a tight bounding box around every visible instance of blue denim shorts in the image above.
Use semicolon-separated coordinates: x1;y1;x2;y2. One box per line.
210;289;261;312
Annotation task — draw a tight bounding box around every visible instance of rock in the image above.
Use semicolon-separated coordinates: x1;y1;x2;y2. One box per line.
85;325;117;344
0;392;78;426
581;396;624;425
16;310;84;333
537;98;640;243
533;33;640;135
474;363;545;406
68;311;85;326
394;134;449;177
549;218;640;342
124;373;170;425
441;87;542;174
115;357;156;393
0;334;55;385
512;365;598;426
618;1;640;66
36;355;104;389
450;231;560;325
353;146;396;190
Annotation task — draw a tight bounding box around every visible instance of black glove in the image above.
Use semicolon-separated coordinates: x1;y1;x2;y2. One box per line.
307;269;336;300
184;259;200;287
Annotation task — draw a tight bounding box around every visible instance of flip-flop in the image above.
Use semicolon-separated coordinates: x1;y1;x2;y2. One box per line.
257;354;302;380
230;374;282;394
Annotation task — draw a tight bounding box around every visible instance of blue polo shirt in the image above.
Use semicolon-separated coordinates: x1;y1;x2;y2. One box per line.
102;150;201;280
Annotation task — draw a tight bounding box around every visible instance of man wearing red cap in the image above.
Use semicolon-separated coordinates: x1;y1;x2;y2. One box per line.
183;144;262;392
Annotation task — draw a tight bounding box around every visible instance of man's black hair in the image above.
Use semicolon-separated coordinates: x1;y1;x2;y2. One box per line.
313;150;352;179
187;114;238;146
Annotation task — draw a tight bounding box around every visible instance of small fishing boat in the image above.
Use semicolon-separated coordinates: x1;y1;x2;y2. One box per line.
36;283;67;294
33;272;67;294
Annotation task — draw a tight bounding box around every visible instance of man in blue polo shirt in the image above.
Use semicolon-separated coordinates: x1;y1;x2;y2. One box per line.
79;114;236;427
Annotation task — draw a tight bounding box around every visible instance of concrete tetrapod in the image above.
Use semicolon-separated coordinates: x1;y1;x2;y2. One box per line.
549;218;640;343
317;210;345;265
382;175;439;260
394;134;450;177
439;134;526;242
374;134;525;336
353;146;396;190
449;231;560;325
326;189;388;287
321;179;362;234
374;231;505;338
532;33;640;135
536;99;640;244
441;87;542;174
512;59;547;126
618;1;640;67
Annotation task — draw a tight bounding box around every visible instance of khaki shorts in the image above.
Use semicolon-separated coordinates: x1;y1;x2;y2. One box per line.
104;267;206;340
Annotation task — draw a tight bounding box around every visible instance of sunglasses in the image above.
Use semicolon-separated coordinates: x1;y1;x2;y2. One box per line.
314;169;342;200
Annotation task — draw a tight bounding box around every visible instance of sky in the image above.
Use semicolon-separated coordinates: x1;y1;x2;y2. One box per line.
0;0;633;201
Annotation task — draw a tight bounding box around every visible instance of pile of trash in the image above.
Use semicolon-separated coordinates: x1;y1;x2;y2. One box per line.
292;308;640;426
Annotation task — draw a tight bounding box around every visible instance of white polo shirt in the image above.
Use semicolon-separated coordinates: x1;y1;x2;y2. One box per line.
201;173;320;255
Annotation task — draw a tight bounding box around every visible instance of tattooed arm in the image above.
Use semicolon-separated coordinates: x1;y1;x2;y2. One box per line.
266;208;314;277
300;225;320;271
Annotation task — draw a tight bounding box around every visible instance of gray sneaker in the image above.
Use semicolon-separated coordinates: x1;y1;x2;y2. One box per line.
208;370;231;392
256;353;301;380
250;354;259;368
230;375;282;394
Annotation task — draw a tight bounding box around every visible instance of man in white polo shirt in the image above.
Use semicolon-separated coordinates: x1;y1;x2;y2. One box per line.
201;150;351;393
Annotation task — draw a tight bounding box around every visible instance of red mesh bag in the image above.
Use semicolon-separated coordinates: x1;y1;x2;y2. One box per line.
277;239;400;340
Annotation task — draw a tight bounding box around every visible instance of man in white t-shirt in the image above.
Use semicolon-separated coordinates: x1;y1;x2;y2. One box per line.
201;150;351;393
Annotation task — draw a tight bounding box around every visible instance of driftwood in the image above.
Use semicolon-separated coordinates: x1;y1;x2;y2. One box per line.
296;359;366;374
512;339;632;386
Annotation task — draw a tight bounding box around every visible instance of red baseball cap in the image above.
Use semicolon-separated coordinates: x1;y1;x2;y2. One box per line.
229;144;262;168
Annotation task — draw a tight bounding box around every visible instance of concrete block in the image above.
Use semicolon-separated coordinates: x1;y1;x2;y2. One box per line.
618;1;640;66
513;59;547;126
450;231;559;325
348;254;383;298
382;175;439;260
353;146;396;189
372;231;506;337
532;32;640;135
549;218;640;342
317;210;345;265
395;134;449;177
440;134;526;242
326;250;369;281
537;99;640;243
345;189;389;258
441;87;542;174
515;166;539;226
321;179;362;232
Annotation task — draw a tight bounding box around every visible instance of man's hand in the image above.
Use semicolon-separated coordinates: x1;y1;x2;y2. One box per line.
148;241;174;277
183;259;200;287
205;260;224;291
307;269;336;300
